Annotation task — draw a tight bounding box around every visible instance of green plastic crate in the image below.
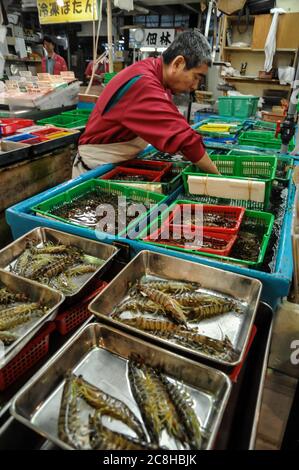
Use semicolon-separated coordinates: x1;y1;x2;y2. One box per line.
228;150;293;183
61;109;92;118
37;114;88;129
253;120;277;131
138;208;274;268
174;194;264;211
182;155;277;209
193;119;244;139
31;179;165;237
103;72;118;84
218;96;259;118
238;130;295;151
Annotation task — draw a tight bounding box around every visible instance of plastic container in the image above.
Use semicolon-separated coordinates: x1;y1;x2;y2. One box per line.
100;166;164;183
4;133;36;142
62;109;92;118
122;159;172;174
37;114;88;129
139;209;274;268
142;225;237;257
238;130;295;151
186;175;266;205
31;179;166;237
21;136;48;145
183;155;277;209
0;118;34;136
55;280;107;335
218;96;259;118
0;322;55;391
252;120;277;131
32;127;65;136
163;202;245;234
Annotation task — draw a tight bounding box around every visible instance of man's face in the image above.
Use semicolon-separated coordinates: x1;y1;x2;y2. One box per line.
166;56;209;94
43;40;54;55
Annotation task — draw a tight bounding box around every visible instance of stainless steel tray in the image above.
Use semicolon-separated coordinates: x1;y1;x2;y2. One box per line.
0;227;119;300
89;250;262;368
11;322;231;450
0;270;64;367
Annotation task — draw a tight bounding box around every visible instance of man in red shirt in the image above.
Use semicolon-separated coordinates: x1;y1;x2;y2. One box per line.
73;31;218;177
42;35;68;75
85;59;109;85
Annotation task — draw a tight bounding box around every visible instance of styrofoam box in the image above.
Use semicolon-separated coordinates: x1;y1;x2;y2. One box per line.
187;175;266;203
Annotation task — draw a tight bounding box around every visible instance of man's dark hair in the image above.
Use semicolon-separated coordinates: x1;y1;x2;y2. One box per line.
43;35;55;46
162;31;211;69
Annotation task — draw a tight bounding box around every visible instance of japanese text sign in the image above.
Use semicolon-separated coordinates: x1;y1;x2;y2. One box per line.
37;0;98;24
143;29;175;48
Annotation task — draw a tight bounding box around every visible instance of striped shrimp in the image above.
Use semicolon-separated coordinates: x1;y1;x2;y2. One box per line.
0;331;18;345
65;264;97;277
89;414;154;450
76;375;146;441
160;375;202;450
111;297;166;318
187;298;237;322
140;280;200;294
30;255;78;280
30;243;68;255
58;371;85;449
0;303;44;331
154;329;234;358
0;288;28;305
120;317;183;334
128;361;162;444
138;285;188;326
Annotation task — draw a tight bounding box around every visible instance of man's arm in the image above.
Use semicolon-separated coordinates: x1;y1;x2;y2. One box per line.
194;151;220;174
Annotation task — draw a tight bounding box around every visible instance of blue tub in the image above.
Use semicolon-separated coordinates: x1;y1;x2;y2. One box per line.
5;164;178;245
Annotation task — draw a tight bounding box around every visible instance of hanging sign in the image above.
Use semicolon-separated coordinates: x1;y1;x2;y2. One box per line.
37;0;98;25
139;29;175;48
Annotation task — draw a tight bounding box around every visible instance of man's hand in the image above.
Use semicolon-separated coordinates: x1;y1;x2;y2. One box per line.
195;152;220;174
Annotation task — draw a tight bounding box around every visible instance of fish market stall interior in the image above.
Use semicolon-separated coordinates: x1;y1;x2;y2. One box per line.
0;0;299;454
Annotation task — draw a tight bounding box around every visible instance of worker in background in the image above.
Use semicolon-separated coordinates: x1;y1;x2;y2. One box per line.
42;35;68;75
85;57;109;86
73;31;219;177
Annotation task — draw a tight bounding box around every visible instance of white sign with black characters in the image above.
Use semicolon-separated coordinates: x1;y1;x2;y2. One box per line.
135;29;175;47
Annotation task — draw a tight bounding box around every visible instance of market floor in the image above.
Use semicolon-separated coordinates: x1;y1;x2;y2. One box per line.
255;369;298;450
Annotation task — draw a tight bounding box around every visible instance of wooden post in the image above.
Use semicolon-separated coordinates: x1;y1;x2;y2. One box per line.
107;0;114;73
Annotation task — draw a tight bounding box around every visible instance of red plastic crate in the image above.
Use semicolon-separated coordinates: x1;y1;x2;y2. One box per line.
165;204;245;235
55;279;108;335
143;225;237;256
32;127;64;136
0;322;55;391
100;166;164;183
0;119;34;136
21;136;48;144
229;325;257;383
122;159;172;175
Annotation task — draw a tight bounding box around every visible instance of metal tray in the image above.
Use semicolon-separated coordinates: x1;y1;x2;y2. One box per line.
0;270;64;367
89;250;262;369
11;322;231;450
0;227;119;301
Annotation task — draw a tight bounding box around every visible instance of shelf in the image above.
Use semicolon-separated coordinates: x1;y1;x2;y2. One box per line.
223;76;290;86
224;47;296;52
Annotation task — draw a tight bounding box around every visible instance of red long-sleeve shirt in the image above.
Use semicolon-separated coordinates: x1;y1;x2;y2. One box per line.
79;58;205;163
